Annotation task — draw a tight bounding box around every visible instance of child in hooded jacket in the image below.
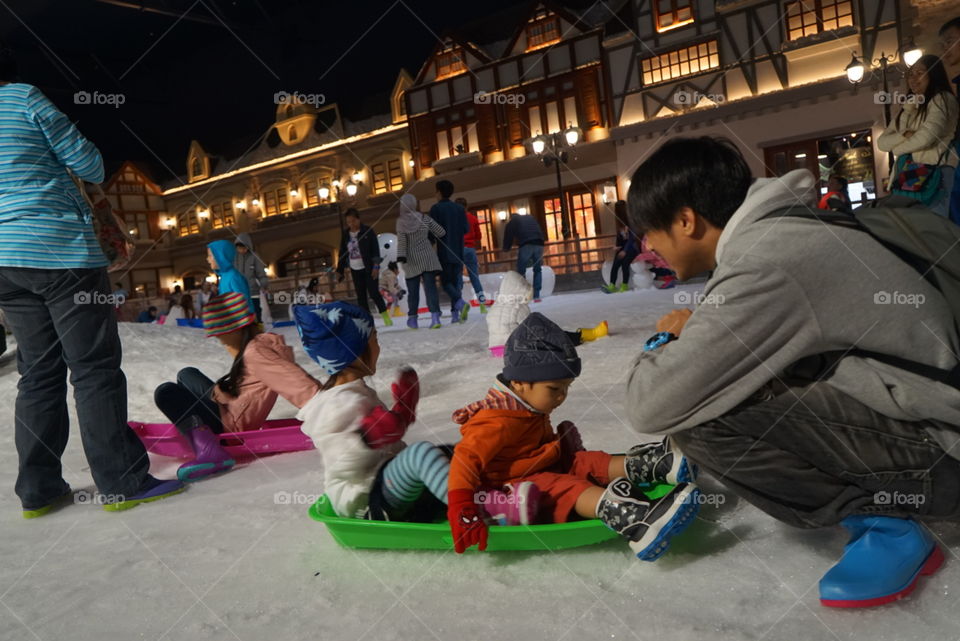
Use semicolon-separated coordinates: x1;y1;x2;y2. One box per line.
448;313;700;559
153;292;322;481
207;239;252;311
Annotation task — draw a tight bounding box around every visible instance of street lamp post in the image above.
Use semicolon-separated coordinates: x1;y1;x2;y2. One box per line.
531;125;582;239
320;173;363;232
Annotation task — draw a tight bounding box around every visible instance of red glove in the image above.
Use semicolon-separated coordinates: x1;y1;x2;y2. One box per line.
556;420;585;470
358;368;419;449
448;489;488;553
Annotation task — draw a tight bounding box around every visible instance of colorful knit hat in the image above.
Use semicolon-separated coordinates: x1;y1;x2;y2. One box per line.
202;292;257;337
293;302;374;375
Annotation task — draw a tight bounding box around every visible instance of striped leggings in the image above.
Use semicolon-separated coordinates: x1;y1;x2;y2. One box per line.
380;441;450;515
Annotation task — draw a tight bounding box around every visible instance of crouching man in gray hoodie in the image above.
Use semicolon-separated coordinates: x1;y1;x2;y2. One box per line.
625;136;960;609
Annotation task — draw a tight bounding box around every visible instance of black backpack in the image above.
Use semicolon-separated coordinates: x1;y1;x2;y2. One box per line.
765;196;960;387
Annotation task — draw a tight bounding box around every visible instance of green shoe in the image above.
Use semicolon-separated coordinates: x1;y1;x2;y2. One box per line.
603;283;618;293
619;283;629;292
22;488;72;519
459;302;470;322
479;303;487;314
380;310;394;327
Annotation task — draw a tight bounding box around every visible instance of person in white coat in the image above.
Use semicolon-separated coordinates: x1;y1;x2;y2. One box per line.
878;54;959;216
292;301;450;520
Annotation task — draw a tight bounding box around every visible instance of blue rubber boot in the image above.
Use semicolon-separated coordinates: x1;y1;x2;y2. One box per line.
819;515;944;608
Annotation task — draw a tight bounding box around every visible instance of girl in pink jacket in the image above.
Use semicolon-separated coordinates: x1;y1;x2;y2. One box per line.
154;292;321;481
637;235;677;289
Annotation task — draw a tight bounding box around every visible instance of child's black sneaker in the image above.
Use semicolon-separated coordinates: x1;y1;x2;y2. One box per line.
597;478;700;561
624;436;697;486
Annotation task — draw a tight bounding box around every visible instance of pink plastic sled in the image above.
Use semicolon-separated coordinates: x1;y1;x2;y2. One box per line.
129;419;314;459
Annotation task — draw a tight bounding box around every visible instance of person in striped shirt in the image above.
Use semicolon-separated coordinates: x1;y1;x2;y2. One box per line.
0;48;183;516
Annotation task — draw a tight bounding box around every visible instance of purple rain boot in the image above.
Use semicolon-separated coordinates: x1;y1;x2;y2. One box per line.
177;425;236;482
430;312;442;329
407;316;418;330
477;482;541;526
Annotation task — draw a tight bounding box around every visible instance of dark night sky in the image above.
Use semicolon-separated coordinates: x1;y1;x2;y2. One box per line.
0;0;533;183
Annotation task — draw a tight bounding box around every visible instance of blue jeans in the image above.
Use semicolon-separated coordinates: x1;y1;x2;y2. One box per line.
462;247;485;301
406;271;440;315
439;261;463;311
516;243;544;299
0;267;149;508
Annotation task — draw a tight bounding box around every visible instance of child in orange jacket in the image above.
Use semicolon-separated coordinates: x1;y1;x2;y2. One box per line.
447;312;701;560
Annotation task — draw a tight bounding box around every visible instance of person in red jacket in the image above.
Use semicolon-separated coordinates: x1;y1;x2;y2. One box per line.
457;198;488;312
446;312;701;559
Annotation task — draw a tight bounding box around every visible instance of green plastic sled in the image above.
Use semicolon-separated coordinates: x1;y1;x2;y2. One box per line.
308;484;674;552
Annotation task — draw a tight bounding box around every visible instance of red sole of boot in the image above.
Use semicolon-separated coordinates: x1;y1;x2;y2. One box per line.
820;544;945;608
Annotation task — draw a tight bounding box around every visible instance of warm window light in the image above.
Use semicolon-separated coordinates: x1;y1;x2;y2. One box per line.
845;54;865;84
351;171;362;183
318;185;330;200
497;210;508;221
345;182;358;197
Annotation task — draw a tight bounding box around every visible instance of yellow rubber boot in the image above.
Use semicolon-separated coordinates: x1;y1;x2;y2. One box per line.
579;320;609;342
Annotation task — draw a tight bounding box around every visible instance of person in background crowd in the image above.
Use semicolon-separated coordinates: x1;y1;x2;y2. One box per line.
167;285;182;313
336;208;392;327
137;306;158;323
429;180;470;323
456;197;487;313
604;202;640;293
397;193;445;329
877;54;958;217
501;211;545;302
379;261;405;318
0;46;183;515
817;174;853;214
939;16;960;224
234;233;269;323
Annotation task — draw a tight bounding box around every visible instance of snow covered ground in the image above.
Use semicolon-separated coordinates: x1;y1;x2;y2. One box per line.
1;284;959;641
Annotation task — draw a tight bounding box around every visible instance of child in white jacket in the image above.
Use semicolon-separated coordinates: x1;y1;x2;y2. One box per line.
486;271;608;356
293;301;447;520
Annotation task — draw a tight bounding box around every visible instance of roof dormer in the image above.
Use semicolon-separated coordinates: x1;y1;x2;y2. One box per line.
391;69;414;124
187;140;210;183
274;94;319;146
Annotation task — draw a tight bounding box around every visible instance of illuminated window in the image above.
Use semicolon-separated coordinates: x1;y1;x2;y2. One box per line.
436;48;466;79
370;160;404;195
288;125;297;142
388;159;403;191
209;200;235;229
179;209;200;236
785;1;853;40
470;207;495;251
434;107;480;160
191;157;203;177
263;187;289;216
641;40;719;86
655;0;695;32
304;179;320;207
527;12;560;50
